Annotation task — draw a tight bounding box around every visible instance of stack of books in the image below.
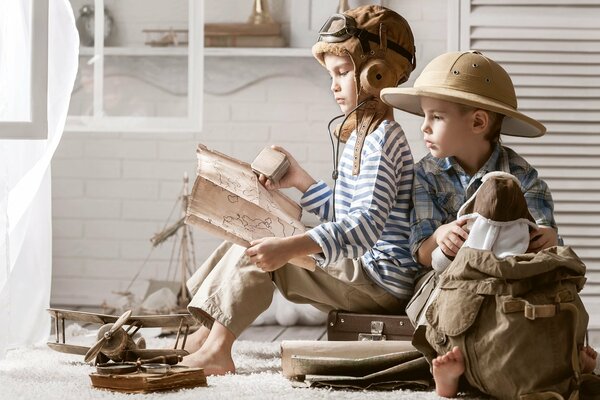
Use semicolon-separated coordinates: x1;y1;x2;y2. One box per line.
205;22;285;47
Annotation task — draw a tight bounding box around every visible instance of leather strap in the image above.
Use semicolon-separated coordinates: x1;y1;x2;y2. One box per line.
334;98;390;175
501;298;558;320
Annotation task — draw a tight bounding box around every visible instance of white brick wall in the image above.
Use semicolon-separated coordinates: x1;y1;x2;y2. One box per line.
51;0;447;306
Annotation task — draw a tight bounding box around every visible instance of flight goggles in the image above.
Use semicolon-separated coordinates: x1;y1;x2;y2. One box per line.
317;13;415;67
317;14;359;43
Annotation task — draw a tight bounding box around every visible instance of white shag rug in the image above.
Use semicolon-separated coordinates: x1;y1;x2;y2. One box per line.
0;336;447;400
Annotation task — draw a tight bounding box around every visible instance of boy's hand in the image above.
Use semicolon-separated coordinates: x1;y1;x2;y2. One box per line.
527;225;558;253
258;146;316;193
245;237;292;272
246;234;321;272
434;219;469;257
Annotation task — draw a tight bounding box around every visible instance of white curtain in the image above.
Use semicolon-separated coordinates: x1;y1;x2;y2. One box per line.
0;0;79;359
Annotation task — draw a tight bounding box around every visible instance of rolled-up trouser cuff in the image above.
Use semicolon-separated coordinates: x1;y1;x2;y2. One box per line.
188;294;255;338
186;242;274;337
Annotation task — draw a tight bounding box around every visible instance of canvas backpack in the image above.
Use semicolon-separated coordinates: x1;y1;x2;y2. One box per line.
413;246;599;400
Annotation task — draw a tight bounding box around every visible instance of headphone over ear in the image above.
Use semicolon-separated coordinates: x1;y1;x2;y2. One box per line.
359;57;401;96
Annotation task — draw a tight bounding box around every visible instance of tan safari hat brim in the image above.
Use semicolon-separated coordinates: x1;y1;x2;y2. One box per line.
380;86;546;138
380;51;546;138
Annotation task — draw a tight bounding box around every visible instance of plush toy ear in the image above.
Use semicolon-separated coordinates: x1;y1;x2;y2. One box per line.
359;58;398;96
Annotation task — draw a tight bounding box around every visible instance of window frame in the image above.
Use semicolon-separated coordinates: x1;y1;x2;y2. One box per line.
65;0;204;133
0;0;49;140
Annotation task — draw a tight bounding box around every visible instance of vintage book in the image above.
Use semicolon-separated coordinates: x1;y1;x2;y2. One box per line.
204;22;284;48
280;340;416;378
89;367;207;393
185;144;315;271
280;340;430;390
205;22;281;36
293;355;431;391
205;34;285;48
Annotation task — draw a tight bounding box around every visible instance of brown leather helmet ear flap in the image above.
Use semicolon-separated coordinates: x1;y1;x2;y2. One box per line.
359;58;399;96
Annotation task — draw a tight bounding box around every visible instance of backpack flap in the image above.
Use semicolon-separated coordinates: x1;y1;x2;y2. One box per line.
425;288;484;352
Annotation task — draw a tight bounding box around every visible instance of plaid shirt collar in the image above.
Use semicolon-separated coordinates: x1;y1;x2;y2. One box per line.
435;143;509;194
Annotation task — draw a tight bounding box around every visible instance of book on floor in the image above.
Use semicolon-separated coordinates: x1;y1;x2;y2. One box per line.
89;367;207;393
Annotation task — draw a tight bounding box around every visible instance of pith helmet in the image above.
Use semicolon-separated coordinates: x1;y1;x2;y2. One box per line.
381;51;546;138
312;5;416;97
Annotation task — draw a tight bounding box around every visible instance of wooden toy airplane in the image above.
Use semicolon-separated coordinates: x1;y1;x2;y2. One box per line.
47;308;195;365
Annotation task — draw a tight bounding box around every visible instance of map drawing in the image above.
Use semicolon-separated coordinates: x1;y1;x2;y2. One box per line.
186;144;316;271
187;144;306;244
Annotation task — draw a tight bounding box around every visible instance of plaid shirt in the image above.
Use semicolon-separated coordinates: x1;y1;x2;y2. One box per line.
410;144;557;260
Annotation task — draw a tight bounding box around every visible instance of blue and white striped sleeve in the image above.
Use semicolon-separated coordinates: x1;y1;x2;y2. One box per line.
300;180;334;222
305;150;398;266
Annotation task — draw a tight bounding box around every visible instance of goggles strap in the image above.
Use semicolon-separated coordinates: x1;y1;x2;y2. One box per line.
351;28;414;67
356;28;371;55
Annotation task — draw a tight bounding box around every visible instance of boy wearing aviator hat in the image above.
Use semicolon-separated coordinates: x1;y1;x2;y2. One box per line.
180;6;419;376
381;51;560;396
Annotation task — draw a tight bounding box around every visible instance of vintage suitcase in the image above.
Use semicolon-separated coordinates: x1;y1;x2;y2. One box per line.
327;310;414;341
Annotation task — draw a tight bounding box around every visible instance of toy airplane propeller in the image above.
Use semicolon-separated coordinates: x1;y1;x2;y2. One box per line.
83;309;132;363
47;308;196;365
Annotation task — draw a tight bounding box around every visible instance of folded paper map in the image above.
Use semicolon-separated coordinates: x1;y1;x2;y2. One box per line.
185;144;315;271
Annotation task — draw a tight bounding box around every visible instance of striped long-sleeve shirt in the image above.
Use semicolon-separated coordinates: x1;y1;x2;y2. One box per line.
300;120;419;300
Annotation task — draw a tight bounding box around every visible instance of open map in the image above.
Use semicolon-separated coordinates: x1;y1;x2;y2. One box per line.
185;144;312;268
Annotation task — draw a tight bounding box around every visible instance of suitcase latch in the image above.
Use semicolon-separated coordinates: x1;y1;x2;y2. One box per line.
358;320;386;341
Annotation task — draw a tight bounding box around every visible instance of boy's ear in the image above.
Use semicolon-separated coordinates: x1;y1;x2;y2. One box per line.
472;109;490;135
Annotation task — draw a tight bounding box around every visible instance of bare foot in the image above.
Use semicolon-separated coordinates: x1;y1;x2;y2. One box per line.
183;325;210;353
179;321;236;376
432;346;465;398
180;346;235;375
580;346;597;374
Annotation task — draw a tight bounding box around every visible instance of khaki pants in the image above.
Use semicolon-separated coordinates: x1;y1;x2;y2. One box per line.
187;241;407;337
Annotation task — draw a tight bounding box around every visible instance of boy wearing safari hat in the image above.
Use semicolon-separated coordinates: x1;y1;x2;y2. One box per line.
179;5;419;376
381;51;560;396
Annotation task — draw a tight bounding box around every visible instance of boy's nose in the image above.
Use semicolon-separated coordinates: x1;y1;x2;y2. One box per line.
331;80;339;92
421;120;431;134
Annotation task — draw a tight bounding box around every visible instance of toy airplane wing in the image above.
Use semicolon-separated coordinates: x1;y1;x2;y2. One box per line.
47;342;89;355
47;344;189;361
47;308;195;362
47;308;196;327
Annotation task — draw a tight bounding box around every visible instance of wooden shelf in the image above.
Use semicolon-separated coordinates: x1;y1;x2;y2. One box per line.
79;46;312;58
205;47;312;57
79;46;188;56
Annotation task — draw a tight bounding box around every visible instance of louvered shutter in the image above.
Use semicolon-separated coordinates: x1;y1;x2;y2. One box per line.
455;0;600;326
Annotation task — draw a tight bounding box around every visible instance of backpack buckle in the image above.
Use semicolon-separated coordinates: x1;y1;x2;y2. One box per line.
524;303;557;320
524;303;536;320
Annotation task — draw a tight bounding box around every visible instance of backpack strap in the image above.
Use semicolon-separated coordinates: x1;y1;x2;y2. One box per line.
501;299;559;320
501;288;577;319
